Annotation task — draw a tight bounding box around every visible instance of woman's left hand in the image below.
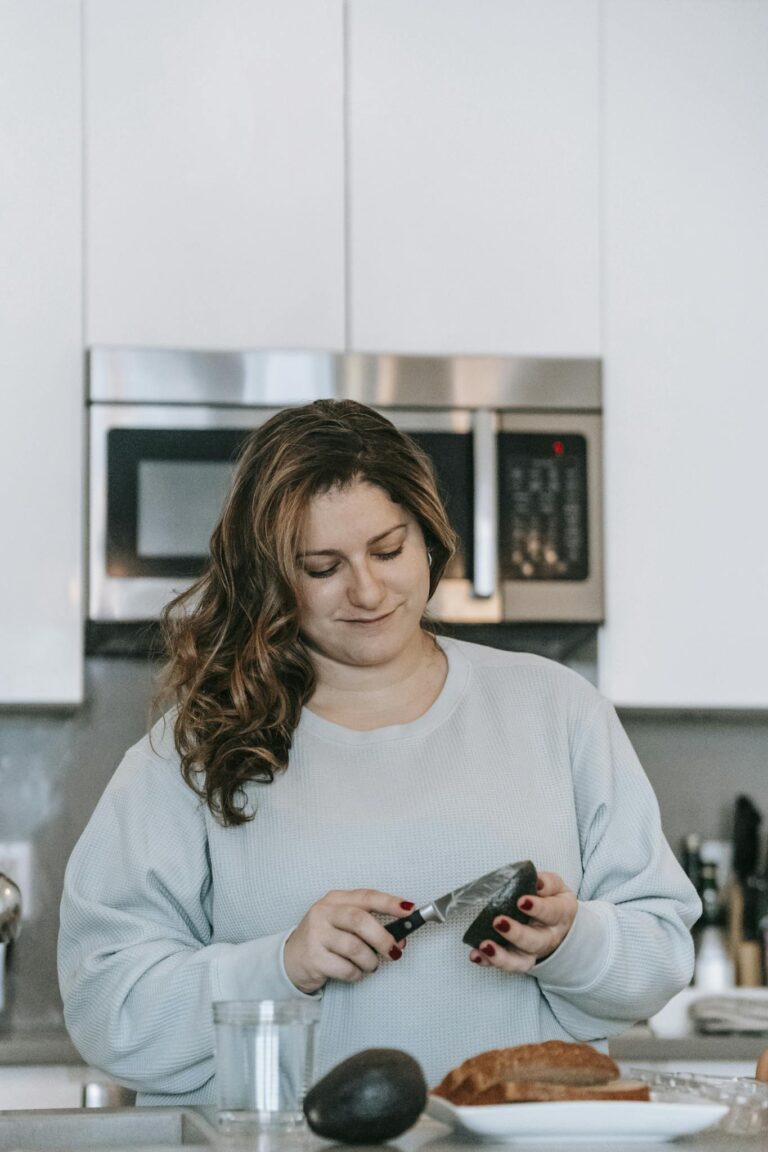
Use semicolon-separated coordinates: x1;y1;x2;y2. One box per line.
467;871;577;973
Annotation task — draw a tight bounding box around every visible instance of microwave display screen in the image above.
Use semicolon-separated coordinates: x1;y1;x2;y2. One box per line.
498;433;589;581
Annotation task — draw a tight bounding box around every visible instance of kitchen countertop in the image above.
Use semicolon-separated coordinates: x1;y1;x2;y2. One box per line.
0;1025;766;1068
0;1109;757;1152
609;1029;767;1068
170;1113;762;1152
386;1113;763;1151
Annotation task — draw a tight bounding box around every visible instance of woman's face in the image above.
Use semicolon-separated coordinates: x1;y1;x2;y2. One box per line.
296;479;431;670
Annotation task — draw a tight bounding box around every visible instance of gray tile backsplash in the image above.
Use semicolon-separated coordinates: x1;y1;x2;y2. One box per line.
1;652;767;1035
0;660;156;1034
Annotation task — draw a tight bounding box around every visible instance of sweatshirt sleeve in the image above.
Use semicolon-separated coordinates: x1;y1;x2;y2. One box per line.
529;694;701;1039
57;750;317;1097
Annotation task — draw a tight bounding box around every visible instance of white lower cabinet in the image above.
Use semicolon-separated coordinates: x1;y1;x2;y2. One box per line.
0;1066;89;1110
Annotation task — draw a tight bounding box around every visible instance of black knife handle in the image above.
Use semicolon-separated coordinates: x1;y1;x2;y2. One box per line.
384;909;427;943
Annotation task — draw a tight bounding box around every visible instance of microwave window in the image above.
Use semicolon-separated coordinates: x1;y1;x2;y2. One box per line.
104;425;477;581
407;431;473;581
106;427;248;577
137;461;234;558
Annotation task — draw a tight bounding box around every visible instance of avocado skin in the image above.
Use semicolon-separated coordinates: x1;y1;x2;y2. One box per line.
303;1048;427;1144
462;860;539;950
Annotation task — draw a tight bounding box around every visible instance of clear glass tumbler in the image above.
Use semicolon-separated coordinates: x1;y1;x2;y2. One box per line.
213;1000;321;1132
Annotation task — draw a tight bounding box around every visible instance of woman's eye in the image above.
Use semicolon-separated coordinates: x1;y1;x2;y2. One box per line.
304;545;403;577
306;565;339;579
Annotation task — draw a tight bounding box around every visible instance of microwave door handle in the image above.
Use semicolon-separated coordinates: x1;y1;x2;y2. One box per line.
472;408;498;599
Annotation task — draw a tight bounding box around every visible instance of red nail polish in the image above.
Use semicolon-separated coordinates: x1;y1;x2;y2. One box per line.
495;917;511;933
400;901;415;910
520;898;534;912
389;946;402;961
481;943;495;958
470;954;483;965
536;878;545;891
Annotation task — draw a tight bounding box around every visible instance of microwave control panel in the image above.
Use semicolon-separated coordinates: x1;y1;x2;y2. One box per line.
498;433;589;581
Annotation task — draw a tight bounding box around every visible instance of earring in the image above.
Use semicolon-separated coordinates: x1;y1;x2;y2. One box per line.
427;549;433;567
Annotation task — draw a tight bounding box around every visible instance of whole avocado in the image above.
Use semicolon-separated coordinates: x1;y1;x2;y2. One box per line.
303;1048;427;1144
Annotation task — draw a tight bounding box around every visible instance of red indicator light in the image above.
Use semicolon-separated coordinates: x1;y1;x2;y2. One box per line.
553;440;565;457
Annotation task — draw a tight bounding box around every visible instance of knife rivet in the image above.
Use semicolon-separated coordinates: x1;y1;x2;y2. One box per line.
404;920;412;929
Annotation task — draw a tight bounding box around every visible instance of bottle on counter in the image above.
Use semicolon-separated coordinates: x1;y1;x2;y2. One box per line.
682;833;703;896
693;860;736;991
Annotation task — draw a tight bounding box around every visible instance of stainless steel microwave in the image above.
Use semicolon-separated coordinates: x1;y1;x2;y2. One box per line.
88;349;603;626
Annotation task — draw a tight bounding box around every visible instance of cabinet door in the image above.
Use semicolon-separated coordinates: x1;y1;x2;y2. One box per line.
0;0;83;704
0;1066;87;1110
85;0;345;350
348;0;599;356
600;0;768;707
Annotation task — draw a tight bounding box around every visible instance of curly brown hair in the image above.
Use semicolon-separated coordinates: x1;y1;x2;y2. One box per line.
154;399;458;826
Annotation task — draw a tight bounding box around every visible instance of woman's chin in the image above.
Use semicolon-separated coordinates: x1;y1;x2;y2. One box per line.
325;631;412;669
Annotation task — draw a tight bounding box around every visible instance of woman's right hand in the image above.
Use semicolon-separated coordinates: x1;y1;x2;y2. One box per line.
283;888;414;994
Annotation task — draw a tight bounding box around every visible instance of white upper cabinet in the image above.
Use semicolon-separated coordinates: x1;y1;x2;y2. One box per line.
85;0;345;350
0;0;83;705
600;0;768;707
347;0;600;356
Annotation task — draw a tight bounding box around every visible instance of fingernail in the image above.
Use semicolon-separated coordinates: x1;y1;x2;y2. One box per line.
470;954;483;965
536;878;545;891
481;943;495;958
400;901;415;910
389;946;402;961
495;918;511;933
519;898;534;912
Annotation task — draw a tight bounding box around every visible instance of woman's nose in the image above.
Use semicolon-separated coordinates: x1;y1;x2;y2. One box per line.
346;561;386;608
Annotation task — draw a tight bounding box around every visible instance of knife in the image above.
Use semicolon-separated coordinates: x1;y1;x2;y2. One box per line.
384;863;522;944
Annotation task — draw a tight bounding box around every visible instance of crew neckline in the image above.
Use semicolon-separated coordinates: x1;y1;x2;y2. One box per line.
297;636;470;745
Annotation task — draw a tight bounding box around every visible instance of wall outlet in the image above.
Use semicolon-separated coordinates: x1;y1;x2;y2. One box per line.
0;840;34;921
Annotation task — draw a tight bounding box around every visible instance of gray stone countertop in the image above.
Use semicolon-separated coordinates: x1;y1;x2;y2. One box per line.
210;1111;764;1152
609;1029;767;1067
408;1113;765;1151
1;1024;767;1068
0;1110;759;1152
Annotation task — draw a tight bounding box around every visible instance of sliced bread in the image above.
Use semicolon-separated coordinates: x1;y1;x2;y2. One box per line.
463;1077;651;1106
433;1040;620;1103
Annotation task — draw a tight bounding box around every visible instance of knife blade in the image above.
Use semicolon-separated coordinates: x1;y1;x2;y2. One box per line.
384;863;524;944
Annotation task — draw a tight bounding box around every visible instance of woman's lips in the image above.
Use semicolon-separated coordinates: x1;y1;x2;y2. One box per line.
342;608;396;625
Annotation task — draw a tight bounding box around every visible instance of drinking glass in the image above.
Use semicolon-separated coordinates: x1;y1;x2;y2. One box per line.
213;999;321;1132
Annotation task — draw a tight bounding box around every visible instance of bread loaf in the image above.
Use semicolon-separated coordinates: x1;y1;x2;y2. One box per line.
433;1040;619;1102
433;1042;649;1106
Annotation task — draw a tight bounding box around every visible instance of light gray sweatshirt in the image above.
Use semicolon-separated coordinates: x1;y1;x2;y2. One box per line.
58;639;700;1104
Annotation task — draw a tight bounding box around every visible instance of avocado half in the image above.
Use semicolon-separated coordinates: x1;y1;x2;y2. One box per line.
303;1048;427;1144
462;859;539;950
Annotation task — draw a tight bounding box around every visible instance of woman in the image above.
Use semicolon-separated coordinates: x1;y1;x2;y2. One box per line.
58;399;700;1104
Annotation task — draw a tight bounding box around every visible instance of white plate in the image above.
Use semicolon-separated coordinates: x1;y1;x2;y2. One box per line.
426;1095;729;1143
